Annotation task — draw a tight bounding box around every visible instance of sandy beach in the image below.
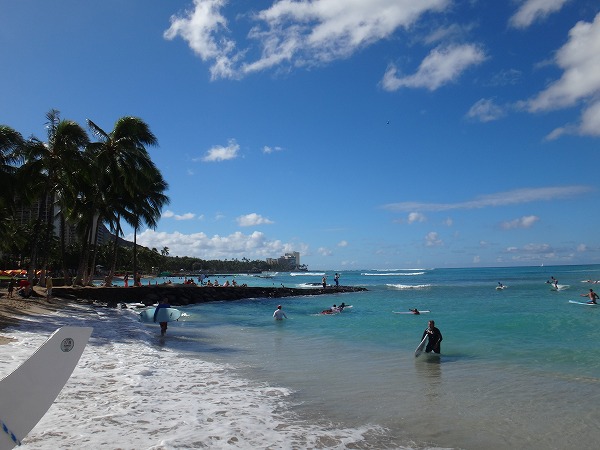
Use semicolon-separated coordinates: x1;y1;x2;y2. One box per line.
0;287;65;345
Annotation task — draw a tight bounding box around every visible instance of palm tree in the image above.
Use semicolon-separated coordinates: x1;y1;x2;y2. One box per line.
0;125;25;258
84;116;168;285
20;110;89;285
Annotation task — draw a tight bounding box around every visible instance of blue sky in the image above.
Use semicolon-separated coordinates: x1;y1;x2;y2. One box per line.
2;0;600;269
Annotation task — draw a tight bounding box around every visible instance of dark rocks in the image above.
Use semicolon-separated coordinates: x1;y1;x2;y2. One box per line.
52;285;367;307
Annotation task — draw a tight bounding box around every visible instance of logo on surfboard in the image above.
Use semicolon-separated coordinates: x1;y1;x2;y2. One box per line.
60;338;75;352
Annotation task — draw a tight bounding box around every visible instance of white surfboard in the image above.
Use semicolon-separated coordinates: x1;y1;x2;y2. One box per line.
568;300;598;306
139;307;182;323
414;334;428;358
0;326;93;450
549;284;570;291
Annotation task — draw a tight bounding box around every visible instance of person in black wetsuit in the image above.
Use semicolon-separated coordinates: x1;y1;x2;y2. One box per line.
422;320;443;354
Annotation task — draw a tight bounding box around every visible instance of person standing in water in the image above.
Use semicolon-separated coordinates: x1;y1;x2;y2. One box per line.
273;305;287;320
422;320;443;354
154;298;171;336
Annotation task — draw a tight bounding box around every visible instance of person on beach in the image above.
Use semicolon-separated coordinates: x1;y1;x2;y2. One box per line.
334;273;340;287
7;278;16;298
581;288;599;304
273;305;287;320
46;274;53;301
154;298;171;336
322;276;327;289
422;320;443;354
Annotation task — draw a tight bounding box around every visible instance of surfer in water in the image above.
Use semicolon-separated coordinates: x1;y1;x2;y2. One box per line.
154;298;171;336
581;288;599;304
422;320;443;354
409;308;420;315
273;305;287;320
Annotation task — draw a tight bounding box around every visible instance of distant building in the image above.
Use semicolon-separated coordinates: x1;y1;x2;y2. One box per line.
12;198;115;247
267;252;305;270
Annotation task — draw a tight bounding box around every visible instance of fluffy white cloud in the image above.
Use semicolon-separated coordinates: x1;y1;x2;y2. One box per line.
408;212;427;223
425;231;443;247
509;0;571;29
337;240;348;247
501;215;540;229
524;12;600;138
162;210;195;220
201;139;240;162
382;44;486;91
236;213;274;227
133;229;305;260
164;0;451;79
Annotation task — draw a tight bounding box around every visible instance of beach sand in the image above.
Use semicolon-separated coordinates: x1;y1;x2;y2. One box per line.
0;287;65;345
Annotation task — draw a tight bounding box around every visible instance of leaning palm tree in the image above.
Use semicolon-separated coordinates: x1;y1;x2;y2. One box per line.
84;116;167;285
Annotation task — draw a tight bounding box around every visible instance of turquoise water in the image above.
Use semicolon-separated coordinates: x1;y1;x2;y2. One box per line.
153;264;600;449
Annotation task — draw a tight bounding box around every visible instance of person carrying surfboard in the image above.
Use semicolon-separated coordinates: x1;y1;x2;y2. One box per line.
581;288;599;304
421;320;443;354
154;298;171;336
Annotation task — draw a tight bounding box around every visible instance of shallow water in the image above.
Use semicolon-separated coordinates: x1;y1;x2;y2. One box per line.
3;264;600;449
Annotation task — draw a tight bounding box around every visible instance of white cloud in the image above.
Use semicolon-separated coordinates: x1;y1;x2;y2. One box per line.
381;44;486;91
509;0;571;29
549;99;600;139
524;12;600;138
318;247;332;256
501;215;540;229
202;139;240;162
408;212;427;223
466;98;506;122
236;213;274;227
263;145;283;154
337;240;348;247
175;213;196;221
425;231;443;247
382;185;592;212
162;210;196;221
133;229;306;260
164;0;451;80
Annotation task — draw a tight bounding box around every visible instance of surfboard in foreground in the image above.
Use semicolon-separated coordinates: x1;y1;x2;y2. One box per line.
414;334;428;358
0;326;93;450
139;307;182;323
568;300;598;306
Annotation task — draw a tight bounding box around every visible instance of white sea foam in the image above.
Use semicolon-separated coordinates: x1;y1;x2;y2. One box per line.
362;272;426;276
2;305;385;450
386;283;432;290
289;272;325;276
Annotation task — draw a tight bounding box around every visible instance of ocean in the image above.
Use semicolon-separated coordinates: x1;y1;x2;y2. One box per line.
2;264;600;449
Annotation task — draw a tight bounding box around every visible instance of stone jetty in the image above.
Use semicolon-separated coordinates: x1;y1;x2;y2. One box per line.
53;284;367;307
